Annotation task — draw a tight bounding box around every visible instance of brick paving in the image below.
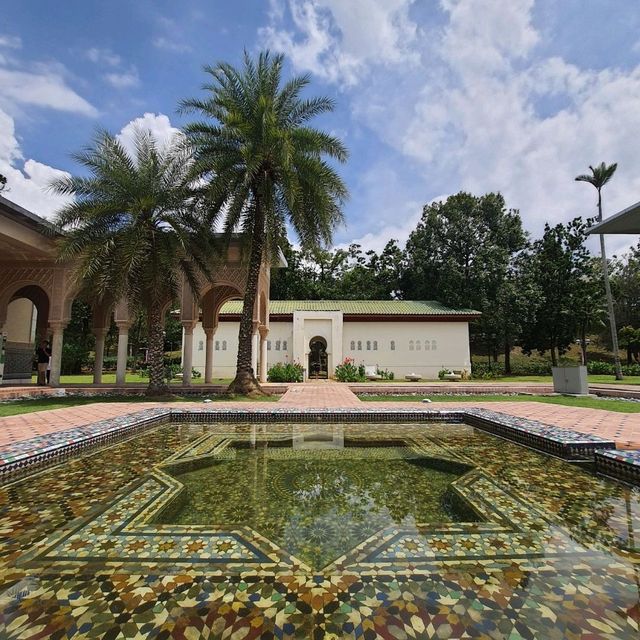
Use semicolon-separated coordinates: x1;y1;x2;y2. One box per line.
0;383;639;449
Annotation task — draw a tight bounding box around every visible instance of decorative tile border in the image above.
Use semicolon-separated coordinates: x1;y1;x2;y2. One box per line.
595;448;640;485
0;406;618;484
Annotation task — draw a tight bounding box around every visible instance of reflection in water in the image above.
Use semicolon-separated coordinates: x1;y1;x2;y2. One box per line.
157;441;473;568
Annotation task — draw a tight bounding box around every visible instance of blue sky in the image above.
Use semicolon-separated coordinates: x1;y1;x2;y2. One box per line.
2;0;640;253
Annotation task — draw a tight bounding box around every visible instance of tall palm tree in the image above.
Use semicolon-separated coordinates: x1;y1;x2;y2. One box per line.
182;51;348;394
575;162;623;379
50;129;213;395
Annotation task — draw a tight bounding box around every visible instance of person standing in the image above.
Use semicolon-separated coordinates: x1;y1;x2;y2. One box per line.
36;340;51;386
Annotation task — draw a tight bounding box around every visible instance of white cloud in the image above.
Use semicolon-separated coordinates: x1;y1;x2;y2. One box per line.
0;109;72;218
86;47;121;67
0;34;22;49
260;0;418;86
1;110;182;220
104;68;139;89
317;0;640;252
116;112;181;156
0;67;98;116
152;37;192;53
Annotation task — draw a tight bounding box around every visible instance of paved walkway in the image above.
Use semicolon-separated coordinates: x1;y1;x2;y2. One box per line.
0;384;639;449
278;382;362;407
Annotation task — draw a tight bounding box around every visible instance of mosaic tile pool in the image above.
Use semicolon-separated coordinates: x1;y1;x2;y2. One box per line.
0;420;638;639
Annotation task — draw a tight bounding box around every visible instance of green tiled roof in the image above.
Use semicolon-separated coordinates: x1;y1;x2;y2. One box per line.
219;300;480;316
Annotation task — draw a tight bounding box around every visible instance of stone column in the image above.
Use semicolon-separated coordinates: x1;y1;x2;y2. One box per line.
182;322;196;385
259;326;269;383
251;330;259;377
115;322;130;386
204;327;216;384
49;322;67;387
92;328;107;384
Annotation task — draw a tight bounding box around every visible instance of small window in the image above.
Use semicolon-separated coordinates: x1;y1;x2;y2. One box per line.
267;340;271;350
357;340;362;351
350;340;355;350
373;340;378;351
198;340;204;351
282;340;287;351
416;339;421;351
366;340;371;351
390;340;395;351
215;340;220;351
432;340;437;351
409;340;414;351
424;340;430;351
222;340;227;351
275;340;281;351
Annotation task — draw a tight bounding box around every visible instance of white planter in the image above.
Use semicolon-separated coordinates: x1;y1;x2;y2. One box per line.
552;366;588;395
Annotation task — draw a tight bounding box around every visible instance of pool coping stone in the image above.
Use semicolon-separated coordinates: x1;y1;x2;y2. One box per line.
0;406;626;484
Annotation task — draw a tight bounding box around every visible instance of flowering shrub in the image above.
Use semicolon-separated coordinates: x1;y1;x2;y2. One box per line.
334;357;366;382
267;362;304;382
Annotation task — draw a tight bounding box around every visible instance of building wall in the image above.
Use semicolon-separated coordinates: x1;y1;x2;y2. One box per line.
342;321;471;378
189;316;471;380
191;321;293;379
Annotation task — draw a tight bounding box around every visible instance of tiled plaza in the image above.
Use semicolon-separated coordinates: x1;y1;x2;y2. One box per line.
0;384;639;639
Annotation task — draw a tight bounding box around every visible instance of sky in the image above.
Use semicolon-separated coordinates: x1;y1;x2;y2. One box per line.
2;0;640;255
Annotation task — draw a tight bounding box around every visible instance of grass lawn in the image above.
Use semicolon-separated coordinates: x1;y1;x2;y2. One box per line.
359;393;640;413
0;392;279;418
355;375;640;385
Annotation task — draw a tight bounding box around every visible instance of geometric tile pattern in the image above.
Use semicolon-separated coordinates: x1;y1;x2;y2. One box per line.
596;448;640;485
1;420;638;639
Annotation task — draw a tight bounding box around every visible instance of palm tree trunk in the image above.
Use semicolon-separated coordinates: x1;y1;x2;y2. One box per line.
228;201;265;396
598;189;623;380
146;304;168;396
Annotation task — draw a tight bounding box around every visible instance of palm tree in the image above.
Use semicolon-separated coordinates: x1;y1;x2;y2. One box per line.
575;162;623;380
50;129;213;395
182;51;348;394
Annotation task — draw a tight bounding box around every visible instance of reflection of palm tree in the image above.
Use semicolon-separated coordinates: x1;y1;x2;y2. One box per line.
575;162;622;379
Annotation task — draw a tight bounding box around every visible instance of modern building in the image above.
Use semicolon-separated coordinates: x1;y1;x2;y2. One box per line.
189;300;479;380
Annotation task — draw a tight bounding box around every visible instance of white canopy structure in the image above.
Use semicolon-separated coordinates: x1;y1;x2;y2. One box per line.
588;200;640;234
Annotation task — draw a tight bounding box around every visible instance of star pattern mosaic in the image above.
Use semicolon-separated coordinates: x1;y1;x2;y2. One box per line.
0;419;638;639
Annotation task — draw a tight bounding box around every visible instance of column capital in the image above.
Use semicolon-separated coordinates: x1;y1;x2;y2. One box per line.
258;325;269;339
93;327;109;338
182;320;198;333
49;321;68;332
115;321;131;331
252;320;260;334
203;326;216;338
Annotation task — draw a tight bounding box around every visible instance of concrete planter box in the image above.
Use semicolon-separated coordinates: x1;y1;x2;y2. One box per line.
552;366;589;395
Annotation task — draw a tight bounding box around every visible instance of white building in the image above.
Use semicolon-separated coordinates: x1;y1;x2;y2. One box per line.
189;300;479;380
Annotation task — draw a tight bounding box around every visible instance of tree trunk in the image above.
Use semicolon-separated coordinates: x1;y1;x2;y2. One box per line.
580;328;588;366
146;303;168;396
550;344;558;367
504;339;512;375
598;190;623;380
627;345;632;366
227;200;265;396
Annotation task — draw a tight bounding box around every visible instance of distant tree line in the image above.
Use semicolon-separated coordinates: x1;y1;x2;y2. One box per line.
272;191;638;372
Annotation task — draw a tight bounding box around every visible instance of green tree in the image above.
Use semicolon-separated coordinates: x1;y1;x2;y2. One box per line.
51;129;213;395
183;51;348;394
402;192;526;362
573;258;607;365
519;218;593;365
618;325;640;365
575;162;622;379
611;242;640;330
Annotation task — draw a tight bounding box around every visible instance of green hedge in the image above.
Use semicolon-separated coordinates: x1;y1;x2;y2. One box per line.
267;362;304;382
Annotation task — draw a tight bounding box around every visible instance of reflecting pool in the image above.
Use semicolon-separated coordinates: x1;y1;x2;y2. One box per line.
1;421;638;639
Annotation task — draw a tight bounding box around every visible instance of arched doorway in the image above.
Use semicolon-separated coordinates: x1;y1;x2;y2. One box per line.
308;336;328;379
